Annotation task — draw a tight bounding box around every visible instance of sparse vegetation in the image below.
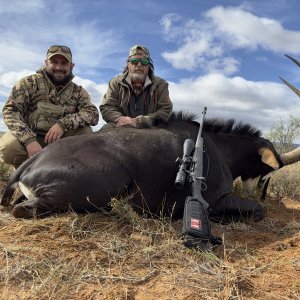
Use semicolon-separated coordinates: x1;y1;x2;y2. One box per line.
0;131;300;299
233;177;263;201
233;163;300;201
268;163;300;200
265;115;300;153
0;170;300;299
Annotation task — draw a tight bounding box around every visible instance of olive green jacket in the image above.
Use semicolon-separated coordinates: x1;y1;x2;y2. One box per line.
100;72;173;128
2;67;99;145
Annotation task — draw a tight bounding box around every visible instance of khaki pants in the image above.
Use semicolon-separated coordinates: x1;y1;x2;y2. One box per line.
0;127;93;168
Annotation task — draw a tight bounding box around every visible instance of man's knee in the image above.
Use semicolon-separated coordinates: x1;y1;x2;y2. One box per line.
0;132;28;168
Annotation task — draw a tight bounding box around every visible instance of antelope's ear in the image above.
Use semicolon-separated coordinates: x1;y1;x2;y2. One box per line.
259;148;280;169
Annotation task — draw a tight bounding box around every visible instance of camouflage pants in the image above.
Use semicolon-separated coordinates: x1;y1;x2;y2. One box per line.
0;126;93;168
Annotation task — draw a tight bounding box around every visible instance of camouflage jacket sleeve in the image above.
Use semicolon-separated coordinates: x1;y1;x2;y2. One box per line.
2;77;37;146
58;86;99;131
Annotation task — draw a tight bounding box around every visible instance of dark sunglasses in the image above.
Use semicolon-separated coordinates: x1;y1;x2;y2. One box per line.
47;45;72;55
128;57;150;66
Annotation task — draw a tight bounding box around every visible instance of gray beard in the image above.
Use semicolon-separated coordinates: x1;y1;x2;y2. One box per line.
131;73;146;82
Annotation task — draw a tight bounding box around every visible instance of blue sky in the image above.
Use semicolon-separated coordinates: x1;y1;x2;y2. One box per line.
1;0;300;135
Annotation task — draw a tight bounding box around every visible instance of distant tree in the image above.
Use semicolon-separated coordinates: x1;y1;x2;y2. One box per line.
265;116;300;154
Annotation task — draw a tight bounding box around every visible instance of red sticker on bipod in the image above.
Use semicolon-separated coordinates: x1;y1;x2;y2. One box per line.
191;218;201;229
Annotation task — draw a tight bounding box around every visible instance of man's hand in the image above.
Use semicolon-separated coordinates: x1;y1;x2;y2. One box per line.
44;123;64;144
26;141;43;157
116;116;137;128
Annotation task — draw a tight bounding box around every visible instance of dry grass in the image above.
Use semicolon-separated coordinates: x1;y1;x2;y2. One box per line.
0;210;228;299
233;162;300;201
268;162;300;200
0;162;300;299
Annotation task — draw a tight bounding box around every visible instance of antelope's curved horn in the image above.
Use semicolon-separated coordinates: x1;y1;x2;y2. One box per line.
279;76;300;98
279;54;300;98
280;146;300;166
278;54;300;165
285;54;300;68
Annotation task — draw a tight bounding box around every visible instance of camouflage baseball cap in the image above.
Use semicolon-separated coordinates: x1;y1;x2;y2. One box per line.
46;45;72;62
128;45;151;59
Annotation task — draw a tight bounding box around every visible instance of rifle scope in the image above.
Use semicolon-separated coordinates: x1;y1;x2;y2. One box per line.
174;139;195;189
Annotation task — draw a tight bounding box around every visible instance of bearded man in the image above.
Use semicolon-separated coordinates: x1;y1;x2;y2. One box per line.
100;45;173;128
0;45;99;168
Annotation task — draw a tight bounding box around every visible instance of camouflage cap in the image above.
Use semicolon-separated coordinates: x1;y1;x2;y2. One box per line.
128;45;151;59
46;45;72;63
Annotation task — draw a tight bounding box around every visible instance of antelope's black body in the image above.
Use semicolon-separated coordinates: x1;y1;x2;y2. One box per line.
1;112;282;220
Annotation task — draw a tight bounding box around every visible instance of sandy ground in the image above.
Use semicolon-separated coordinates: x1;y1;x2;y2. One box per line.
0;179;299;299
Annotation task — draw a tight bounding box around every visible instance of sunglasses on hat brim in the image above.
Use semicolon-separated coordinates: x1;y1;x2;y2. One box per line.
47;45;72;55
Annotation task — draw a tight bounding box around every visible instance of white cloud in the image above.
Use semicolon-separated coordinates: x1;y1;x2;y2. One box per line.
1;1;300;139
0;70;34;87
0;69;34;98
73;76;107;108
206;6;300;53
0;0;124;131
161;14;225;71
0;65;299;136
0;0;124;79
160;13;183;41
0;0;44;13
73;76;108;130
168;73;300;133
208;57;240;75
0;42;43;72
161;6;300;72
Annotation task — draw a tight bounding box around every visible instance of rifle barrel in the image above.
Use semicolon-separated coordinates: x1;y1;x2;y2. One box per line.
195;107;207;147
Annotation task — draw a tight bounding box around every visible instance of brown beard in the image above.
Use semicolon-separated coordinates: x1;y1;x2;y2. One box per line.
46;71;71;85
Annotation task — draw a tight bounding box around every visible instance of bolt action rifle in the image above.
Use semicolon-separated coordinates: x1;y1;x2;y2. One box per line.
175;107;221;250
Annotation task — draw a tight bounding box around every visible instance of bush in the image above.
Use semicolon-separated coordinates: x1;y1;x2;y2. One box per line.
265;115;300;154
233;164;300;201
268;164;300;199
233;177;262;201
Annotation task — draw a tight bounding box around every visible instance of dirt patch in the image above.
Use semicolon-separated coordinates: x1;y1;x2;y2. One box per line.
0;184;299;299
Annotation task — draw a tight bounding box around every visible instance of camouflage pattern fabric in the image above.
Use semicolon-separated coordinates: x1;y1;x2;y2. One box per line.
2;67;99;146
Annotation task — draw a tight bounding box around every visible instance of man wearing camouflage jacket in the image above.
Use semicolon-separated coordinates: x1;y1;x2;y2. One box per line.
100;45;173;128
0;45;99;168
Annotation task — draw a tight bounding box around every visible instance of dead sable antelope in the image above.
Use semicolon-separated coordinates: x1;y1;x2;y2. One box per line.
1;111;300;221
